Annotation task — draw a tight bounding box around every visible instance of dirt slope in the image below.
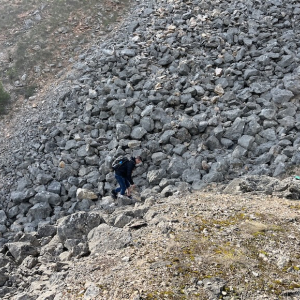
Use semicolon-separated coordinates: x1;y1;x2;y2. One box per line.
0;0;131;116
58;190;300;299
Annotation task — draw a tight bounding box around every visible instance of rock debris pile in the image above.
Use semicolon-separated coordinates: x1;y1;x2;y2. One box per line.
0;0;300;298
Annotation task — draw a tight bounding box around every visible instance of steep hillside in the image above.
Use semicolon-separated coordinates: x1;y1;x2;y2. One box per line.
0;0;131;113
0;0;300;299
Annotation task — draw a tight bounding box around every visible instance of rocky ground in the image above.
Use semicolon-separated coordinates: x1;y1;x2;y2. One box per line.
57;190;300;300
0;0;300;299
3;186;300;299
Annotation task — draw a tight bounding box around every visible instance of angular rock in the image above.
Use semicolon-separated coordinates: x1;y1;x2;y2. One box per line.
88;224;132;254
31;191;61;206
27;202;52;221
114;214;133;228
116;123;131;139
76;188;98;200
0;270;8;287
271;88;294;105
130;126;147;140
223;118;246;141
238;135;255;150
57;211;103;243
6;242;38;264
147;169;166;185
47;181;61;195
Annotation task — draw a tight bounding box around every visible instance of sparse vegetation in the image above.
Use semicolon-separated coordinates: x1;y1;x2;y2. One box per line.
0;0;131;108
23;84;37;98
0;81;10;114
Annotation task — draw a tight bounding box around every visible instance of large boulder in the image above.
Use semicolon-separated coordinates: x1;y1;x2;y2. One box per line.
27;202;52;221
57;211;104;243
147;169;167;185
6;242;39;264
30;191;61;206
88;223;132;254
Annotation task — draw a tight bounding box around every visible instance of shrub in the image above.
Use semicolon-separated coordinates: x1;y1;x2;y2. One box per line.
0;82;11;114
24;85;37;99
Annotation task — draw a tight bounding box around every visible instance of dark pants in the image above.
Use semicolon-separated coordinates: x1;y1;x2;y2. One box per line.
114;174;130;195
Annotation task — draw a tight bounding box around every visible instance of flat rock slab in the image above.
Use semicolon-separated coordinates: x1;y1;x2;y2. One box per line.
87;223;132;254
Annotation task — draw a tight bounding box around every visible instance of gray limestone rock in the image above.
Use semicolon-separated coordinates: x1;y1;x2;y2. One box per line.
173;144;188;155
160;185;177;197
182;169;201;183
37;224;57;238
151;152;167;165
0;210;7;225
222;109;242;121
0;254;12;268
116;123;131;139
140;117;155;132
259;109;277;120
159;130;176;144
20;255;38;269
158;55;174;66
206;135;221;150
271;88;294;105
31;191;61;206
10;190;35;204
0;270;8;287
220;138;234;148
27;202;52;221
57;211;104;243
130;126;147;140
6;242;38;264
147;169;167;185
259;128;277;141
114;214;134;228
223;118;246;141
47;181;61;195
117;195;134;206
167;156;188;177
77;144;95;157
64;239;89;258
202;171;224;183
244;119;261;136
65;140;78;151
88;223;132;254
238;135;255;150
36;173;53;185
2;0;300;273
283;72;300;95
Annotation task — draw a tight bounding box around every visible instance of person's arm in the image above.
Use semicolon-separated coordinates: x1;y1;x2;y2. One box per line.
125;161;135;185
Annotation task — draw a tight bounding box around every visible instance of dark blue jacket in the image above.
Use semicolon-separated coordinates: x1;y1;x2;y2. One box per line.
114;157;136;185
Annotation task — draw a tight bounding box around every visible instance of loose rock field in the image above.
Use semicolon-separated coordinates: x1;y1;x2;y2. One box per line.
0;0;300;298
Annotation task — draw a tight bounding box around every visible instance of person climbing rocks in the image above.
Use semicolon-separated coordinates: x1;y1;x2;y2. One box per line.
111;156;142;200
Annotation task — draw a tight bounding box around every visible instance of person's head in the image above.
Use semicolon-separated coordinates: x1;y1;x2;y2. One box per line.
135;156;142;165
